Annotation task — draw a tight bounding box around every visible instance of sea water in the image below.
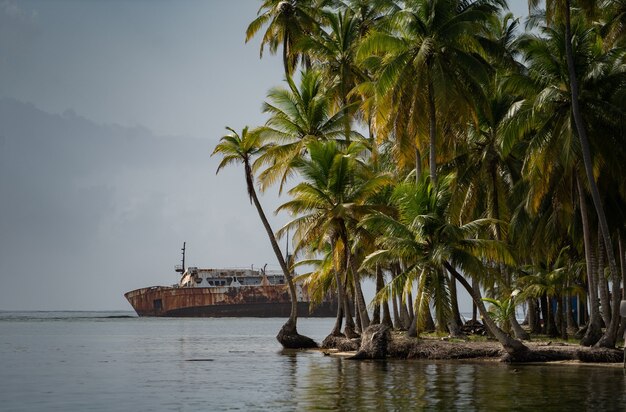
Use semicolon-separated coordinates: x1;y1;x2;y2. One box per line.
1;312;625;411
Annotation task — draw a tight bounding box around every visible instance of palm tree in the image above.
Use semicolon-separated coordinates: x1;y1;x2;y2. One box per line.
255;70;361;193
361;174;530;356
296;8;366;140
600;0;626;47
527;0;623;348
358;0;503;185
510;14;626;346
212;126;316;349
246;0;323;77
277;139;391;336
449;81;529;339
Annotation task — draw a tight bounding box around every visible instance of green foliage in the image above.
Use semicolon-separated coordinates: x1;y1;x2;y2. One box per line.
217;0;626;346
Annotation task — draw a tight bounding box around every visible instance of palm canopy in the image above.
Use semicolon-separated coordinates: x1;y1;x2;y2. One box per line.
246;0;324;76
276;138;391;332
276;139;391;256
255;70;365;193
357;0;504;184
212;126;265;200
505;18;626;214
297;9;367;113
360;174;514;331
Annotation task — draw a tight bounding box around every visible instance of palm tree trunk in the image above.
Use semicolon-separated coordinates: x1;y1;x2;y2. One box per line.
509;312;529;341
381;299;393;328
443;261;529;357
399;294;411;330
491;171;528;341
447;274;463;337
348;253;371;330
565;292;577;333
618;234;626;345
577;174;602;346
331;291;344;336
427;73;438;186
407;290;415;321
372;266;383;325
282;35;290;79
528;298;542;334
597;229;611;327
392;289;401;329
538;294;548;334
245;162;315;348
557;294;567;340
448;274;463;326
342;273;357;338
355;296;362;334
415;146;422;183
546;294;558;338
472;278;478;322
563;0;620;348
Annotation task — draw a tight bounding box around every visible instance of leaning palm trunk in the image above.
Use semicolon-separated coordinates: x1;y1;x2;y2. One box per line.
578;175;602;345
244;162;316;349
563;0;621;348
443;262;529;358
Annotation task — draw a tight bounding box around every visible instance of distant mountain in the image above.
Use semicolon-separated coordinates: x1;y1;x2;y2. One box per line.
0;98;275;310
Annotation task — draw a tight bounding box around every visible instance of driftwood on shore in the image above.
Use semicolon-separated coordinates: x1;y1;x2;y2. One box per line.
325;325;624;364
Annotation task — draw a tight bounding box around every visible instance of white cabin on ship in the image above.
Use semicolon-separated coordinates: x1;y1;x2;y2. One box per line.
177;267;305;301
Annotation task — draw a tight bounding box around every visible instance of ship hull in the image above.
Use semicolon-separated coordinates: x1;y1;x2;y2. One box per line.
124;285;337;317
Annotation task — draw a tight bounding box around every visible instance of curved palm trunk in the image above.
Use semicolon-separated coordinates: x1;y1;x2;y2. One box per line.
443;261;529;357
244;161;316;348
563;1;621;348
578;175;603;345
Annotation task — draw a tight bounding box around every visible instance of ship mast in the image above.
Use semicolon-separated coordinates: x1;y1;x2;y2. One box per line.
175;242;186;275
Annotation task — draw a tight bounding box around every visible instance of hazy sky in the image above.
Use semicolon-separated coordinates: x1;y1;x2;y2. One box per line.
0;0;530;311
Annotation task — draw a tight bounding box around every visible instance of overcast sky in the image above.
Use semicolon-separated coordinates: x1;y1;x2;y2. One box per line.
0;0;530;311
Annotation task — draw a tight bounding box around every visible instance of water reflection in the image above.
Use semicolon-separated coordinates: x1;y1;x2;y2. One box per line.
281;352;626;411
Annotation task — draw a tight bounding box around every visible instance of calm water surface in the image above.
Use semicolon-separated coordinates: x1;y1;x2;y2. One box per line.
1;312;625;411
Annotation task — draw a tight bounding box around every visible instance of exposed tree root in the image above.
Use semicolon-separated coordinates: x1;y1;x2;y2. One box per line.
276;323;318;349
349;324;391;360
321;334;360;351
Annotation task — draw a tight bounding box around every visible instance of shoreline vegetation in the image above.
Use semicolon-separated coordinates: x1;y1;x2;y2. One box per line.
319;324;625;365
213;0;626;361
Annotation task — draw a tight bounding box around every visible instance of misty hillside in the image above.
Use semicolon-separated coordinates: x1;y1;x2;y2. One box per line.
0;98;282;310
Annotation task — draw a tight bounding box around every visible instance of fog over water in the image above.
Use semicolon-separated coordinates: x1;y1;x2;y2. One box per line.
0;1;530;311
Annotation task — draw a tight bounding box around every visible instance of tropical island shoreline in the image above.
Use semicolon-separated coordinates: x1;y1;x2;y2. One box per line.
315;329;625;366
213;0;626;360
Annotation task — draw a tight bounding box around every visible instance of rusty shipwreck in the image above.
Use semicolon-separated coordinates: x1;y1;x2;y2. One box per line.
125;244;336;317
